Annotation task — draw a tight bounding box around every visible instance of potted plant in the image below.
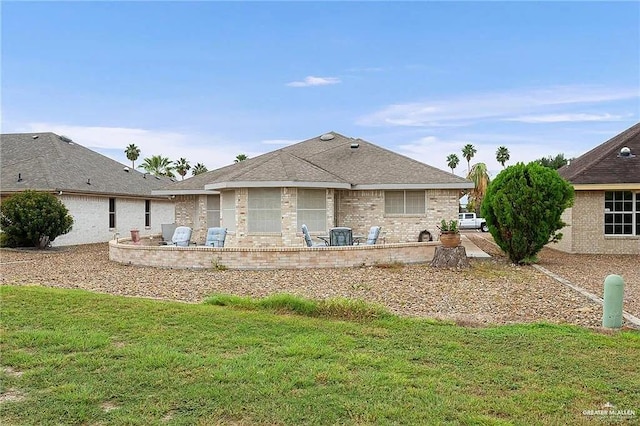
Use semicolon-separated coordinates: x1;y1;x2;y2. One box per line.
130;228;141;244
437;219;461;248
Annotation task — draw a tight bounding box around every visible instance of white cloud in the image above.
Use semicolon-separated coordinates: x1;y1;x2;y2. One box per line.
20;123;248;172
357;85;638;127
504;113;626;123
286;76;341;87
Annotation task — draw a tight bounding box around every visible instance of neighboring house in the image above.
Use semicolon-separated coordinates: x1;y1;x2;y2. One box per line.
154;132;473;247
557;122;640;254
0;132;175;246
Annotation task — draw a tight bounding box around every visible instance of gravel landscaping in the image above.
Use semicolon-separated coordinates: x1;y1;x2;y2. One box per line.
1;236;638;329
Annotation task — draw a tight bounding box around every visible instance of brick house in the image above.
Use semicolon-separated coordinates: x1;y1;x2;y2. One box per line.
154;132;473;247
0;132;175;246
556;123;640;254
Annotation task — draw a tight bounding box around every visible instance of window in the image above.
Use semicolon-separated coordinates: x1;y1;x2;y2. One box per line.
298;189;326;232
109;198;116;228
221;191;236;233
145;200;151;227
604;191;638;235
248;188;281;233
384;190;425;215
207;195;220;227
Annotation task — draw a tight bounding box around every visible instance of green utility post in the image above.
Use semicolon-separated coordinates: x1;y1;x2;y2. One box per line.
602;274;624;329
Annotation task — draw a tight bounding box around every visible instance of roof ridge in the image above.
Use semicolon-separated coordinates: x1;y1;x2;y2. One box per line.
286;151;349;183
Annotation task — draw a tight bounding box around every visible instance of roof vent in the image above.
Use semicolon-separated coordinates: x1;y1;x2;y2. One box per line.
32;135;39;139
17;173;23;182
123;166;130;172
86;178;91;185
618;146;635;158
350;143;360;149
59;135;73;143
320;133;335;141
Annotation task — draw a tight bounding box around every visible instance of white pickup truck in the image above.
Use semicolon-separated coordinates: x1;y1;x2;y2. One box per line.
458;213;489;232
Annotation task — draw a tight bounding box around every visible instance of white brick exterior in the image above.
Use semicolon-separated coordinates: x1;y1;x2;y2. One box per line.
51;194;174;246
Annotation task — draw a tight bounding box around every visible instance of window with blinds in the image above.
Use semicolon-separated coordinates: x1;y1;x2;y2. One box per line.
248;188;281;233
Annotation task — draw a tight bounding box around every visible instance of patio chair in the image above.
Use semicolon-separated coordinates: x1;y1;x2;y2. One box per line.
161;223;177;243
302;224;327;247
204;227;227;247
356;226;381;245
169;226;192;247
329;227;353;246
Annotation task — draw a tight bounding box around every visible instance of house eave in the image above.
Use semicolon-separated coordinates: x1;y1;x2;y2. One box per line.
152;189;221;196
204;181;352;190
353;183;475;190
572;183;640;191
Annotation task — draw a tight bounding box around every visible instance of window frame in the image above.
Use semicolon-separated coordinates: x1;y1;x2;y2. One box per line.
297;189;326;233
384;190;426;215
145;200;151;228
109;198;116;229
248;188;282;233
604;191;638;236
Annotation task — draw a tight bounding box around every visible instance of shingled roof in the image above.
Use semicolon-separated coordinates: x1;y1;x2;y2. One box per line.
1;132;174;198
156;132;473;194
558;122;640;185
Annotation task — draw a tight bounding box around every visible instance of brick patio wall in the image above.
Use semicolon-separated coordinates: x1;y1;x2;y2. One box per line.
109;239;439;270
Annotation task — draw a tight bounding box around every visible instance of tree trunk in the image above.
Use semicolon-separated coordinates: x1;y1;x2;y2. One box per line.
430;246;470;268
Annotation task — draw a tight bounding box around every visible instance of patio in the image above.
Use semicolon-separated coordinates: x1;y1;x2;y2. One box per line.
108;235;441;270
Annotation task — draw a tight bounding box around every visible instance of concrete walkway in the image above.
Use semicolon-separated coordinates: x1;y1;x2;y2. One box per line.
461;234;491;258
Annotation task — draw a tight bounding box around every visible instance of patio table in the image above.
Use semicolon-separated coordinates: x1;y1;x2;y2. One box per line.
317;234;365;246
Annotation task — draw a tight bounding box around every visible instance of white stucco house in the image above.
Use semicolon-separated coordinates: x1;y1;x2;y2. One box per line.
154;131;473;247
0;132;175;246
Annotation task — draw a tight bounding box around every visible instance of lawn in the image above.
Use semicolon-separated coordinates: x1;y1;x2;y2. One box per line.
1;285;638;425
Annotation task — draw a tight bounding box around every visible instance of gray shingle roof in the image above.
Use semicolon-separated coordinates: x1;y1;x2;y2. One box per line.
159;132;472;193
558;122;640;185
1;132;175;197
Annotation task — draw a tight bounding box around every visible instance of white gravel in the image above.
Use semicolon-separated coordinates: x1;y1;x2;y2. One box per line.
1;236;638;329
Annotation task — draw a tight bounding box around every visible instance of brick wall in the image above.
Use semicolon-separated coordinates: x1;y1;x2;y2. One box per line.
109;239;438;270
34;194;174;246
554;191;639;254
174;187;461;247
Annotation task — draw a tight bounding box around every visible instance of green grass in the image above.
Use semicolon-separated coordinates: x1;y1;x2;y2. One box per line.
1;286;639;425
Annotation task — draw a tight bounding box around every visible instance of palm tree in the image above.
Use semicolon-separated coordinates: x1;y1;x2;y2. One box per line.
192;163;208;176
124;144;141;169
496;146;510;168
174;158;191;180
234;154;248;163
467;162;490;214
138;155;175;177
461;144;477;174
446;153;460;174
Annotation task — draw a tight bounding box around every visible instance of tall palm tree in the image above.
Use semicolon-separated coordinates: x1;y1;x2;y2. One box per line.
461;144;477;174
174;158;191;180
234;154;248;163
124;144;141;169
446;153;460;174
138;155;175;177
192;163;208;176
467;163;490;214
496;146;510;168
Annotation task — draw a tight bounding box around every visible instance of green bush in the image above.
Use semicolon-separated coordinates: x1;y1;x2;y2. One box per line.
0;190;73;249
480;162;574;264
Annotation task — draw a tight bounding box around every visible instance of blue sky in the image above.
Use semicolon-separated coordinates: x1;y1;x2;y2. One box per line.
2;1;639;178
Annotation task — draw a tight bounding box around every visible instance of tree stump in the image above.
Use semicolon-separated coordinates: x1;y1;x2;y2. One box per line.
430;246;470;268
